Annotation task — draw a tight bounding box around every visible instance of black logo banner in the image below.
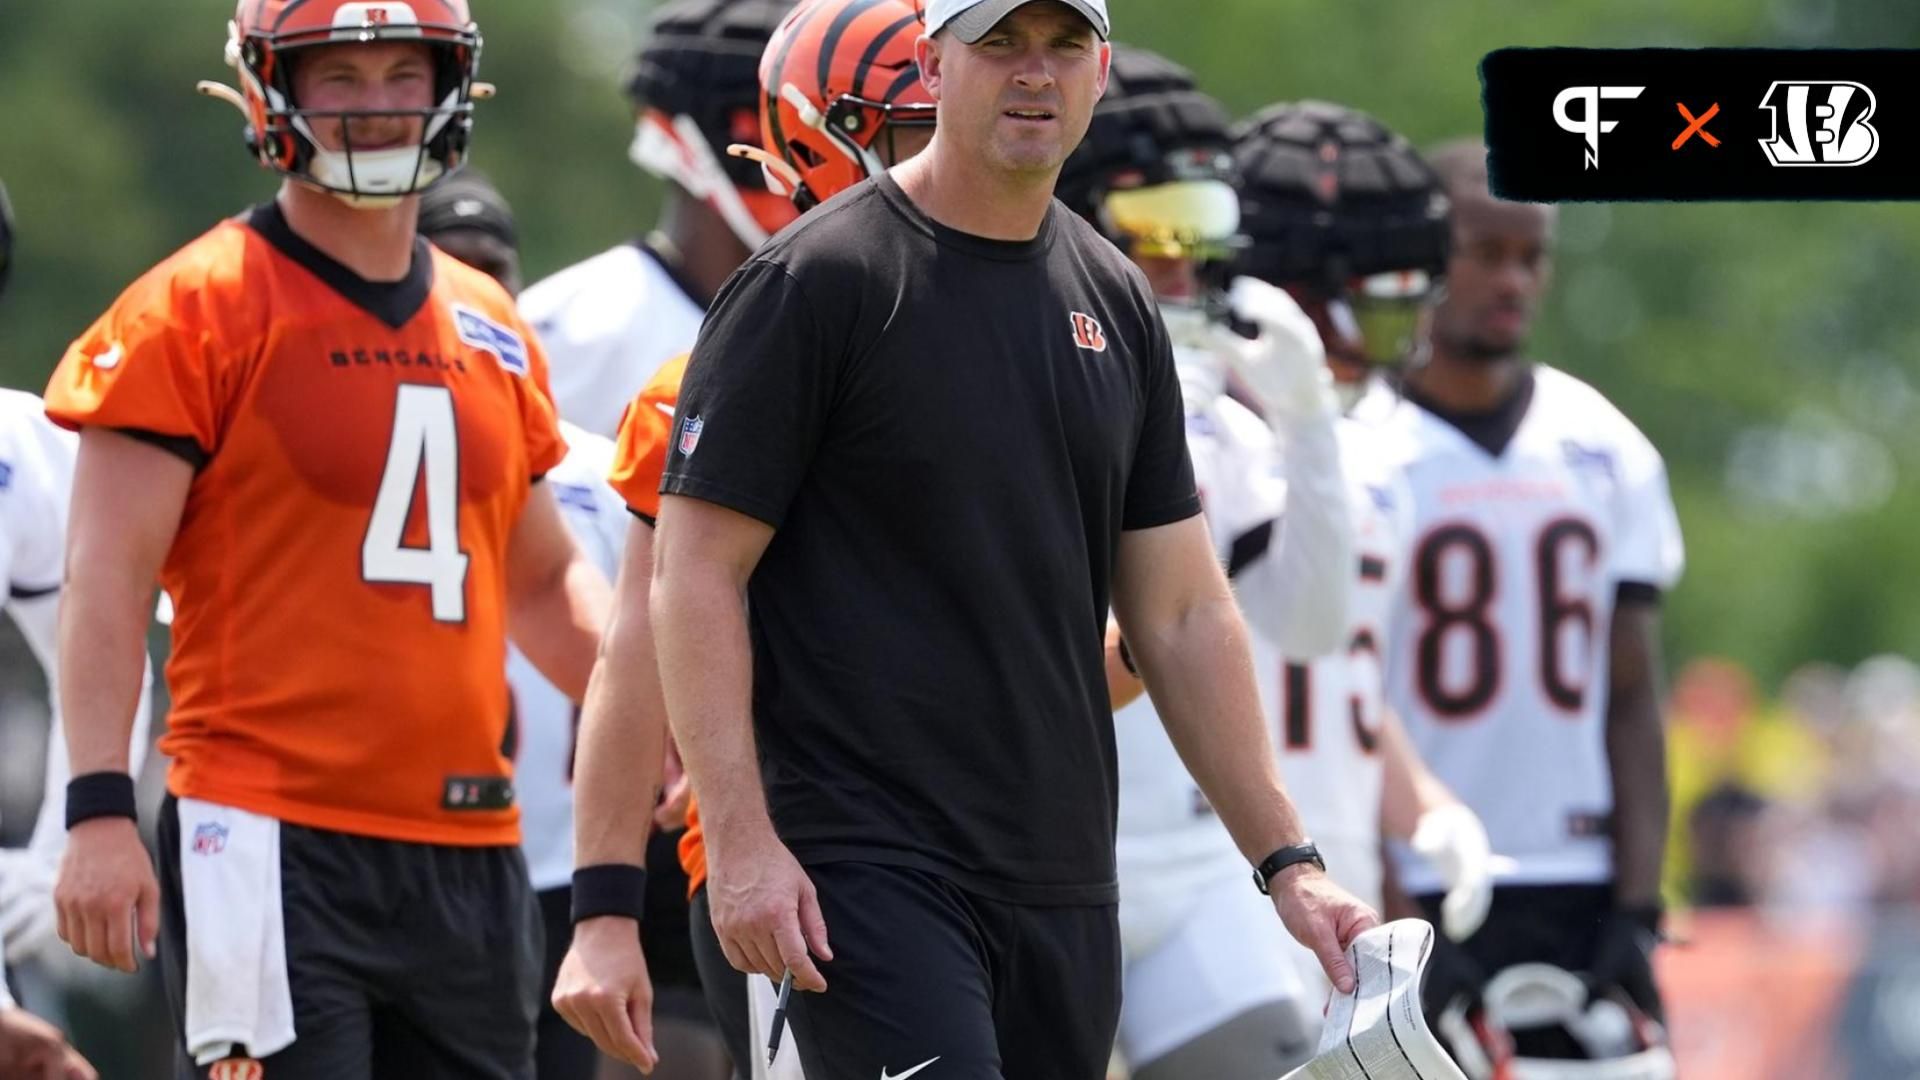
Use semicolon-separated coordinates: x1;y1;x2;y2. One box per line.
1482;48;1919;201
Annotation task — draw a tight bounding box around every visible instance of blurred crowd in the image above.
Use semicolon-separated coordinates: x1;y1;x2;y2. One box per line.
1667;653;1920;916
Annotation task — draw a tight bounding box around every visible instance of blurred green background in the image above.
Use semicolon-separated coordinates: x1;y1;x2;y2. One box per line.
5;0;1920;689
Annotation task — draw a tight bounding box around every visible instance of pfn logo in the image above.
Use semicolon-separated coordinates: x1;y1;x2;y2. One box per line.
1069;312;1107;353
1552;85;1645;169
1759;81;1879;167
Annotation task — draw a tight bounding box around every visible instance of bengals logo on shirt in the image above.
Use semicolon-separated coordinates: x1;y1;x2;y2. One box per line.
1070;311;1107;353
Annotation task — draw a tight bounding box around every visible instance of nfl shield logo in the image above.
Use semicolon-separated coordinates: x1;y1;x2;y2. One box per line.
210;1059;265;1080
679;415;704;457
192;822;229;856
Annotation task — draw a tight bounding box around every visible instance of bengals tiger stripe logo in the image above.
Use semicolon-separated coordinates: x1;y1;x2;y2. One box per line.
1069;311;1108;353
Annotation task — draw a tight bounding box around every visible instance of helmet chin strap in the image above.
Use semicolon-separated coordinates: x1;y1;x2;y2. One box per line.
726;143;803;200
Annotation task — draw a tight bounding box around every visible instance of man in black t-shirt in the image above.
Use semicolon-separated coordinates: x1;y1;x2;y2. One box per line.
651;1;1380;1076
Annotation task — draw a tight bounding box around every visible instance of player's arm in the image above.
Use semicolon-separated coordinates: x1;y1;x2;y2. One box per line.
651;494;833;992
552;516;663;1071
1588;592;1671;1015
1112;513;1376;990
1378;710;1456;839
1605;594;1669;909
54;428;189;973
506;481;610;703
1377;710;1500;941
1221;275;1353;657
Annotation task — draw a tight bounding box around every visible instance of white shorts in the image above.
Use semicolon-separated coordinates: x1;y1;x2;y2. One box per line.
747;973;805;1079
1117;865;1310;1067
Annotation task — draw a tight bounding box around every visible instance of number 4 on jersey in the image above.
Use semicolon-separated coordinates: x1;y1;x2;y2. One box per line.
362;384;469;622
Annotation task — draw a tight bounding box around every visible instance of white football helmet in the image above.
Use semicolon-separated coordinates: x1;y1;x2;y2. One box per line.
1439;963;1677;1080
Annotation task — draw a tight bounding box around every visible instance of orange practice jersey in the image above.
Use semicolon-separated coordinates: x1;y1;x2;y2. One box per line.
607;354;709;893
45;206;565;846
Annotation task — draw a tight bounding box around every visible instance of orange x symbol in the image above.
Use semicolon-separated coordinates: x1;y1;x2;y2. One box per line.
1673;102;1720;149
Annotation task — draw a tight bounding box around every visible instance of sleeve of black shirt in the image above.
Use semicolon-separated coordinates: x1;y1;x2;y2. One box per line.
659;260;839;528
1121;314;1201;531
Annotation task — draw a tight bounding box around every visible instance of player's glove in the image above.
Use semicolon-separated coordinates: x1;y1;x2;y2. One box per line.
1224;276;1339;422
1588;905;1665;1021
1409;803;1506;942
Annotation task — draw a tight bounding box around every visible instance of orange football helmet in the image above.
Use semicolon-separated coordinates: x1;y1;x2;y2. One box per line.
204;0;484;205
751;0;937;210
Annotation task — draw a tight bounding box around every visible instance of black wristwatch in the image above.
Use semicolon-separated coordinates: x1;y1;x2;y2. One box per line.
1252;841;1325;895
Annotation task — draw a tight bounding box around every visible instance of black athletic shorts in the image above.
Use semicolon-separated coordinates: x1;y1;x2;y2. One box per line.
689;884;752;1076
787;861;1121;1080
534;886;600;1080
156;795;542;1080
642;826;701;991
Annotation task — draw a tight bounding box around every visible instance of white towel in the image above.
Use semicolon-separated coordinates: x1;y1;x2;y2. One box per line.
1283;919;1468;1080
178;798;296;1064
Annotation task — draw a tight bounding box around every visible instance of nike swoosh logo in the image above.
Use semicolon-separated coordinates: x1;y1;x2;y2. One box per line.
92;343;124;370
881;1058;940;1080
654;401;677;418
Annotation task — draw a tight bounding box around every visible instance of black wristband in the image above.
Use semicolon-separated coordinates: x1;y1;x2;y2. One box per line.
570;863;649;925
65;771;138;829
1252;841;1325;895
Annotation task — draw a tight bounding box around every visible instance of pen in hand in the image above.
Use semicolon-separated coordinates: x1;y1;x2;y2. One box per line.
766;969;795;1067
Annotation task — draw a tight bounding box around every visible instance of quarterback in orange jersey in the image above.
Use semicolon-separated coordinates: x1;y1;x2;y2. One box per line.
44;3;613;1078
549;0;934;1072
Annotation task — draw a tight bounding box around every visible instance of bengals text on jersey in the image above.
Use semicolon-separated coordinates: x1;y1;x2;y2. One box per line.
45;202;565;846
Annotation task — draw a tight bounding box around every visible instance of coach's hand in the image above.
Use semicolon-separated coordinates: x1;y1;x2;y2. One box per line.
706;827;832;992
554;917;659;1072
53;818;157;974
1270;865;1379;994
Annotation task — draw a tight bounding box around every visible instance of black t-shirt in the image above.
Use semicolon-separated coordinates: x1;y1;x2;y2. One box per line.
662;173;1199;905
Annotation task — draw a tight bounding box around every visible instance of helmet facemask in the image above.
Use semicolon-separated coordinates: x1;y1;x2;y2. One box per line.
1302;267;1439;371
205;6;484;209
